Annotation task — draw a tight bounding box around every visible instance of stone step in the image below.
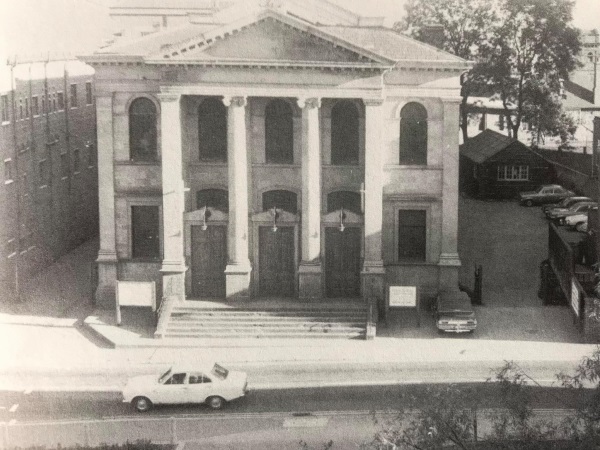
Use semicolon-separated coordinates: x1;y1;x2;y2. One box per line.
164;331;366;339
167;323;365;331
170;314;366;322
171;308;367;314
171;311;366;318
168;320;365;327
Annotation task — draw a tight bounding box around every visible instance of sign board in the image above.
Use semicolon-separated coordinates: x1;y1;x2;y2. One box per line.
116;281;156;325
571;279;580;318
386;285;420;327
389;286;418;307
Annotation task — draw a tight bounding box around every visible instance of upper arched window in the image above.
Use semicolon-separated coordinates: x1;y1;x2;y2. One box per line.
327;191;361;214
129;98;157;161
263;190;298;214
198;98;227;162
196;189;229;212
265;99;294;164
331;101;359;165
399;102;428;165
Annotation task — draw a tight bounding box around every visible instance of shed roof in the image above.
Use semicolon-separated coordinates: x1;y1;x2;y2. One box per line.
459;129;523;164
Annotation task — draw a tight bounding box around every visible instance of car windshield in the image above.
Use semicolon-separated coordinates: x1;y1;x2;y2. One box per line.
211;363;229;380
159;368;172;383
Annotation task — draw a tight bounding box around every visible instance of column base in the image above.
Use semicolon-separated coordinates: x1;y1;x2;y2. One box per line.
95;254;118;309
438;254;461;292
161;262;187;302
225;263;252;299
298;263;322;300
361;261;385;302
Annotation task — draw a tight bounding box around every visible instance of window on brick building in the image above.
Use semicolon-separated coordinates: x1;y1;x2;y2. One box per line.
399;102;428;165
60;153;69;178
327;191;361;214
57;92;64;111
25;98;29;118
73;149;80;173
131;205;160;259
70;84;78;108
129;97;158;161
38;160;48;186
262;190;297;213
198;97;227;162
1;95;9;122
331;101;359;165
398;209;426;261
32;96;39;116
86;82;93;105
196;189;229;212
4;159;13;183
265;99;293;164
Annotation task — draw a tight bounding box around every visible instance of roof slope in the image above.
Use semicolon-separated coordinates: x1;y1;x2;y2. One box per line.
459;129;519;164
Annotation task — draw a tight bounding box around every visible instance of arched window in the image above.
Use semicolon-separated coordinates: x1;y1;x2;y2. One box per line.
265;99;293;164
263;190;298;214
331;101;359;165
198;98;227;162
327;191;361;214
399;102;428;165
196;189;229;212
129;98;157;161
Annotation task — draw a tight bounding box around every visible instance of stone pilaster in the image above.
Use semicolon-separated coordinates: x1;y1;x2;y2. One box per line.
158;93;186;301
223;96;252;299
439;98;462;291
361;98;385;302
95;94;118;309
297;97;322;300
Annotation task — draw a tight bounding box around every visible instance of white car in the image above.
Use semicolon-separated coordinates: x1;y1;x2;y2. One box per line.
123;363;249;412
563;212;588;230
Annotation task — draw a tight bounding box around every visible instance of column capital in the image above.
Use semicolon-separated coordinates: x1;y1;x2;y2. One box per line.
297;97;321;109
223;95;247;108
157;92;181;103
363;98;384;107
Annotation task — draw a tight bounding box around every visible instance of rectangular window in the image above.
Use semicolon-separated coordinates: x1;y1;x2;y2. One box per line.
41;96;46;114
52;94;57;112
85;82;93;105
1;95;8;122
73;149;80;173
57;92;64;111
70;84;78;108
131;205;160;259
32;96;39;116
87;144;96;167
4;159;13;183
398;210;426;261
19;99;23;119
497;165;529;181
38;159;48;186
25;98;29;118
60;153;69;178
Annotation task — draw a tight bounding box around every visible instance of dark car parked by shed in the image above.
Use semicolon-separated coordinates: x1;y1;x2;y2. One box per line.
459;130;555;199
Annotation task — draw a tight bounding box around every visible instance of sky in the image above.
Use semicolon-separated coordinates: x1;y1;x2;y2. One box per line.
0;0;598;62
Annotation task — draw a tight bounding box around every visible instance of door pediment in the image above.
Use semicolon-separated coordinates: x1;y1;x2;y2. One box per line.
185;206;228;223
253;208;299;223
322;209;363;225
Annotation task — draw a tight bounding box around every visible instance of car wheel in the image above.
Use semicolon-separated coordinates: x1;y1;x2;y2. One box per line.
206;396;225;410
525;199;534;207
575;222;586;232
132;396;153;413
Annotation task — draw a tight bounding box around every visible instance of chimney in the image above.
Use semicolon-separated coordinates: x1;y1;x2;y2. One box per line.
419;24;445;50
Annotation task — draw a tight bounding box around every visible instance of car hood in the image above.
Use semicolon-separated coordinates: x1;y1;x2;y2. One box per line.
124;375;158;390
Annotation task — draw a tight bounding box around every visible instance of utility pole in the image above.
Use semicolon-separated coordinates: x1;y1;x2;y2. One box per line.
594;117;600;266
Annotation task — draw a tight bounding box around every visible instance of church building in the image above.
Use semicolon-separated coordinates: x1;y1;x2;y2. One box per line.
82;0;470;328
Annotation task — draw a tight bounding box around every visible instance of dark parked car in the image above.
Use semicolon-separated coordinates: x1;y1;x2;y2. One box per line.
546;201;598;223
435;291;477;333
519;184;574;206
542;196;592;215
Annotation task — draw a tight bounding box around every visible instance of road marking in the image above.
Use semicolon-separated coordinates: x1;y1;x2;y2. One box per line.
9;404;18;413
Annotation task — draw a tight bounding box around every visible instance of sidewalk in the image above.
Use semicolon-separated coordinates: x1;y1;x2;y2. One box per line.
1;238;598;394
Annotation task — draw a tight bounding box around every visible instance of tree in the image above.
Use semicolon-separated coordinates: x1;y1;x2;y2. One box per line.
396;0;497;142
477;0;581;140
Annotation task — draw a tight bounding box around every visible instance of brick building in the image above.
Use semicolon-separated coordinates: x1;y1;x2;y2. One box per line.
82;0;470;335
0;60;98;301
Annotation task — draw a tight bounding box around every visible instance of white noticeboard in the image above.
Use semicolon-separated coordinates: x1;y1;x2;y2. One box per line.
116;281;157;325
571;279;580;318
389;286;418;307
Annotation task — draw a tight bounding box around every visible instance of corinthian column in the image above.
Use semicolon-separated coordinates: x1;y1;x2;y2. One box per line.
158;92;186;301
223;95;252;298
297;97;322;300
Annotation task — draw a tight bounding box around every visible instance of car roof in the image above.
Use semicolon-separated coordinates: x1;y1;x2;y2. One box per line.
165;364;218;373
437;292;474;313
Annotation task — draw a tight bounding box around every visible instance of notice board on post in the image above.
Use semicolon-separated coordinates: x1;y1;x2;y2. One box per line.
386;285;420;327
115;281;156;325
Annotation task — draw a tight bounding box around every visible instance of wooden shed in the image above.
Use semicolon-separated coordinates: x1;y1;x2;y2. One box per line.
459;129;555;199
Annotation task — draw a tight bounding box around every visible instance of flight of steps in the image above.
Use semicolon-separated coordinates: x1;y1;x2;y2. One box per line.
164;304;368;339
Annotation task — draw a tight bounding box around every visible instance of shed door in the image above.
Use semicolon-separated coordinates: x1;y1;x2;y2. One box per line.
325;227;361;298
191;225;227;298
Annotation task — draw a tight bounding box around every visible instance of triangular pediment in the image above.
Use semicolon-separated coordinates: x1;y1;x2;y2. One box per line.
148;11;391;66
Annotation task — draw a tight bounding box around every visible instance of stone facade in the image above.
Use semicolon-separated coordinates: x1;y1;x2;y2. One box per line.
82;1;470;313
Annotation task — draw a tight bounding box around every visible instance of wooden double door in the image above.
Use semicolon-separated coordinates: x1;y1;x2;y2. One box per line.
258;226;296;297
325;227;362;298
191;225;227;298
